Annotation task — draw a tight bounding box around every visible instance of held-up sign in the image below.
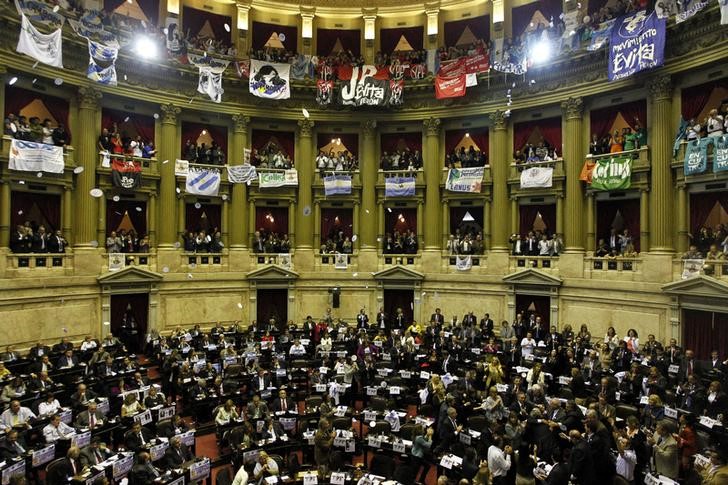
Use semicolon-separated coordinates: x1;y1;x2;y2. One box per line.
668;364;680;374
368;436;382;448
303;473;318;485
389;386;401;395
364;410;378;422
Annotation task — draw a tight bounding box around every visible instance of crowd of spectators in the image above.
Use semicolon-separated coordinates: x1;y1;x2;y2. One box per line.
446;231;485;255
380;148;423;171
105;229;150;254
181;228;224;253
589;118;646;156
251;229;291;254
437;40;490;64
10;223;68;254
684;106;728;141
316;150;359;173
383;229;419;254
445;146;488;169
513;139;559;165
688;224;728;257
319;230;353;255
4;114;69;147
183;139;225;165
595;228;637;258
250;146;294;170
99;126;156;159
510;231;564;257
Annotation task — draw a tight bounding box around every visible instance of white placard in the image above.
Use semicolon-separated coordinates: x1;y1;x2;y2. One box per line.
439;455;455;469
389;386;401;395
303;473;318;485
420;371;430;379
699;416;716;428
368;436;382;448
31;444;55;467
668;364;680;374
330;472;346;485
345;439;355;452
364;411;377;422
334;436;347;448
400;370;411;379
471;348;481;355
459;432;471;445
134;409;153;426
367;387;378;396
694;454;710;468
639;396;649;405
315;384;327;393
615;391;622;402
393;441;406;453
664;407;678;419
158;405;176;421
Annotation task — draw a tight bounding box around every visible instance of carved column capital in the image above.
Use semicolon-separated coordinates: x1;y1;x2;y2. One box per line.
423;117;441;137
490;110;508;130
232;114;251;133
297;119;314;137
648;75;673;102
561;97;584;120
77;86;102;110
159;103;181;125
362;119;377;137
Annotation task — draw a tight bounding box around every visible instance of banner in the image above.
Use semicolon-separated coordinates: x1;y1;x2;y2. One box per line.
681;259;703;279
17;0;64;27
316;79;334;106
455;255;472;271
591;156;632;190
258;170;299;188
722;0;728;25
17;13;63;68
9;139;64;173
189;53;229;104
588;20;615;51
445;167;484;193
389;79;404;106
339;65;400;107
520;166;554;188
715;136;728;172
491;38;527;75
656;0;679;18
323;174;352;196
608;11;665;81
579;158;596;183
227;164;257;184
463;52;490;74
68;11;118;46
676;0;709;22
87;39;118;86
186;168;221;196
174;159;189;176
385;176;416;197
435;74;467;99
683;138;710;175
249;60;291;100
112;159;141;189
165;17;187;60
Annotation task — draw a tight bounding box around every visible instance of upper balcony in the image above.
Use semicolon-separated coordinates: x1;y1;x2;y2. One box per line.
585;147;651;192
508;159;565;197
97;152;159;176
672;140;728;184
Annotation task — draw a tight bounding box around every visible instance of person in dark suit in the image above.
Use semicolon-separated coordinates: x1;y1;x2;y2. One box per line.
79;438;111;467
70;384;97;410
157;414;188;439
0;429;27;460
28;355;54;374
74;402;105;429
480;313;494;337
568;430;596;483
543;450;570;485
434;407;461;454
441;351;458;375
130;451;161;482
678;350;701;383
125;422;155;452
56;350;79;369
430;308;444;326
9;225;30;253
52;338;74;353
705;380;728;419
47;230;67;253
163;436;191;469
376;307;387;329
392;308;406;331
0;346;20;362
606;228;621;253
356;309;369;329
509;392;532;419
271;389;295;413
31;226;49;253
705;350;727;374
50;446;83;481
251;370;271;395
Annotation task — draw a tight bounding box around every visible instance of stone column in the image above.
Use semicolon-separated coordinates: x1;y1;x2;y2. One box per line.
296;119;315;250
484;198;492;249
158;103;181;247
423;117;442;250
313;201;321;250
641;188;651;252
648;75;675;253
676;185;687;253
0;182;9;247
148;192;157;246
248;200;256;245
561;97;585;252
359;120;378;249
489;110;509;251
177;196;185;240
510;197;518;236
222;198;230;247
96;195;106;247
441;199;450;248
73;87;102;247
417;201;425;249
556;194;564;236
230;114;250;248
352;201;360;252
586;193;595;252
62;186;72;243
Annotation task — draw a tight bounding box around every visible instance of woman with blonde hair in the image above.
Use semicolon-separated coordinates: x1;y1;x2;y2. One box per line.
120;392;144;417
485;357;505;389
215;399;239;426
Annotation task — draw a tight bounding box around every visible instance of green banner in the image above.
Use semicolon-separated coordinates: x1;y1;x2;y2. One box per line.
591;156;632;191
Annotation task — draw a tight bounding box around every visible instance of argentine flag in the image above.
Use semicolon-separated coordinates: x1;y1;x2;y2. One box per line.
186;168;220;196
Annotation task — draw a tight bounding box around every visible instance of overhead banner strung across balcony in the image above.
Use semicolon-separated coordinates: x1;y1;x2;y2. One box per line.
337;65;404;107
16;11;63;68
608;10;665;81
590;156;632;191
189;53;230;103
445;167;484;193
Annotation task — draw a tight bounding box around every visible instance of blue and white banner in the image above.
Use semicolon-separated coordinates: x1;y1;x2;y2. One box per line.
714;136;728;173
16;13;63;68
16;0;64;28
491;37;527;75
87;40;118;86
608;11;665;82
186;168;221;196
323;174;352;196
683;138;711;175
189;53;230;104
227;164;257;184
9;139;64;173
249;60;291;100
676;0;709;23
385;176;416;197
588;20;614;51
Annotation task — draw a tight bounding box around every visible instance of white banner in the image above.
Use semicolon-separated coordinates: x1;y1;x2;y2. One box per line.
681;259;703;280
174;159;189;176
456;255;472;271
9;139;64;173
249;60;291;100
197;67;224;103
520;166;554;188
186;168;221;196
445;167;484;193
87;39;118;86
227;164;257;184
108;253;126;271
258;170;298;188
17;13;63;68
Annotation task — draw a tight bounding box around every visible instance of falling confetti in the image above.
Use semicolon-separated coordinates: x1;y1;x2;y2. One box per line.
530;80;536;84
174;242;181;248
36;172;43;178
162;266;170;273
17;210;23;215
154;113;160;119
176;187;181;194
32;78;37;84
135;207;143;212
52;5;59;12
237;303;243;309
194;202;201;209
90;240;99;248
73;166;84;174
302;108;310;119
103;321;110;326
352;273;358;277
32;61;39;68
221;194;228;201
303;206;312;216
89;188;103;197
352;235;358;242
112;195;120;202
124;116;129;122
224;23;230;32
162;159;169;164
187;273;194;279
54;78;63;85
18;180;25;185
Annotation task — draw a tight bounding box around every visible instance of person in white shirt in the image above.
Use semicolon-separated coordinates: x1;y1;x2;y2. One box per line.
520;332;537;358
686;119;701;140
80;336;97;352
706;109;725;136
538;235;552;256
43;414;75;443
38;393;62;416
253;451;279;484
0;400;36;431
289;339;307;356
615;436;636;482
487;436;513;482
232;464;249;485
318;334;332;353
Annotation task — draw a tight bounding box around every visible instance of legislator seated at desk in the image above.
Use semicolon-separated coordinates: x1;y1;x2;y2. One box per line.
247;395;270;420
0;400;36;431
43;413;75;443
56;350;80;369
37;392;63;416
0;362;11;380
0;346;21;363
253;451;279;484
130;451;163;482
53;338;74;354
70;384;97;410
28;355;54;374
75;402;106;429
0;377;26;406
46;446;83;484
163;436;192;469
157;414;187;439
271;389;295;413
216;399;241;426
79;437;112;467
251;370;272;395
27;342;51;361
27;371;57;394
0;429;27;460
125;421;155;452
144;386;166;408
121;393;145;418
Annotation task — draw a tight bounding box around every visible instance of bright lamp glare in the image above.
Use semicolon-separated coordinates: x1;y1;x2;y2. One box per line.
530;41;551;64
134;36;158;59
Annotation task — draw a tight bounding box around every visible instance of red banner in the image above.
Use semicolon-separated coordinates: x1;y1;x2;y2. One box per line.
464;52;489;74
435;74;467;99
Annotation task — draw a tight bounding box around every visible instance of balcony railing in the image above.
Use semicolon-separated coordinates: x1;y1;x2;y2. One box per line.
509;158;564;185
673;140;728;175
98;152;158;174
6;253;72;274
584;256;641;278
250;252;293;268
672;258;728;280
377;168;424;186
380;253;421;267
183;252;227;271
441;254;487;272
509;255;559;272
2;135;75;167
317;253;357;270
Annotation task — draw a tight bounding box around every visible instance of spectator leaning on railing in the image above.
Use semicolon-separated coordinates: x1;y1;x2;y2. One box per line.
380;149;422;171
316;150;358;173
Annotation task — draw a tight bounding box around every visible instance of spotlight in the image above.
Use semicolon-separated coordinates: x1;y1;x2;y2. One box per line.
530;41;551;64
134;36;158;59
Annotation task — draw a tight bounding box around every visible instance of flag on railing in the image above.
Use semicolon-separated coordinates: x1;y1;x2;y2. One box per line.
175;160;190;176
385;176;415;197
9;139;64;173
324;174;352;196
608;11;665;81
16;12;63;68
111;159;141;189
520;166;553;188
189;53;229;103
591;156;632;190
456;255;472;271
579;157;596;183
715;136;728;173
227;164;257;184
445;167;484;192
683;138;711;175
676;0;709;23
249;60;291;100
258;170;299;188
681;259;703;279
186;167;220;196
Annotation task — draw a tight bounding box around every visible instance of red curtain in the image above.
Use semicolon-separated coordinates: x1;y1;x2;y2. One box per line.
316;133;359;157
316;29;361;57
101;108;155;143
512;0;563;38
596;199;640;251
252;21;298;52
182;7;231;45
513;117;562;153
385;208;417;234
11;192;61;232
690;192;728;233
681;80;728;120
5;86;71;140
181;122;228;159
380;26;424;54
255;207;289;235
444;128;489;155
185;203;221;233
252;129;295;159
381;132;422;154
589;100;647;139
450;206;484;235
444;15;490;47
107;200;148;236
320;208;353;241
682;309;728;360
519;204;556;235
